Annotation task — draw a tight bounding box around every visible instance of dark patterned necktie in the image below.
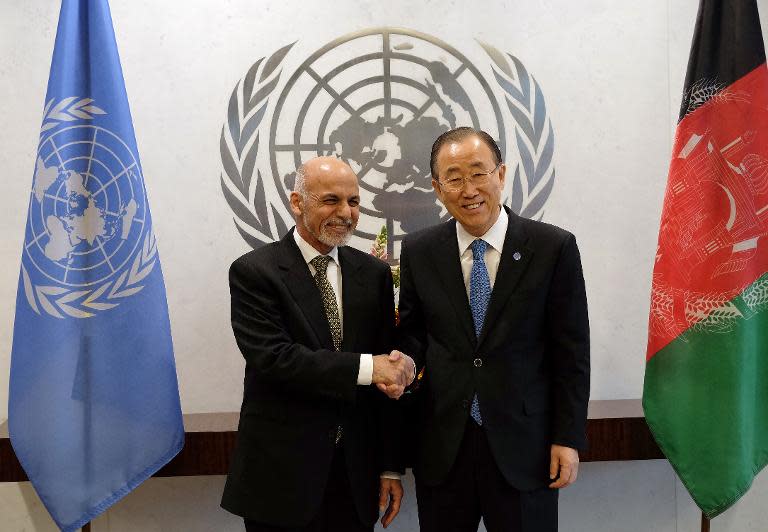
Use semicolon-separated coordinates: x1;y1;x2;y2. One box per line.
469;239;491;425
310;255;342;351
310;254;343;445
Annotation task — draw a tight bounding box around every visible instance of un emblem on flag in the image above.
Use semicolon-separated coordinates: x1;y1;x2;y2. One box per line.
221;28;557;258
21;99;157;318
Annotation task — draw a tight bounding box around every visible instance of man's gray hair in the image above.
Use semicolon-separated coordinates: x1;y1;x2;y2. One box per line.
293;164;307;199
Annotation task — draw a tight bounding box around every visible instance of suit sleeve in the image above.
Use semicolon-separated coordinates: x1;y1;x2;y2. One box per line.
546;233;590;450
373;266;406;473
396;238;427;370
229;257;360;405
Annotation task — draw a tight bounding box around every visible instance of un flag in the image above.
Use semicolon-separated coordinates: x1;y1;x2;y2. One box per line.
8;1;184;530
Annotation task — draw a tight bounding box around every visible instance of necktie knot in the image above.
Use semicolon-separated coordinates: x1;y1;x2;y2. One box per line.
309;254;341;352
310;255;331;278
471;239;488;260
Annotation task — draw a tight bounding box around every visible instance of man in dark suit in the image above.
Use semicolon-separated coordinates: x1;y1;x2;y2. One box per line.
398;128;590;532
221;156;415;532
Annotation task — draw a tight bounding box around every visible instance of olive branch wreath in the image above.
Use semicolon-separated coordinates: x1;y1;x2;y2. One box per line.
481;43;555;220
220;43;295;249
23;98;157;318
23;230;158;319
40;97;105;133
683;78;749;116
650;274;768;341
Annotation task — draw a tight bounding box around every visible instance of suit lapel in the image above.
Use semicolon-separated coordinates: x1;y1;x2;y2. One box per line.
477;209;533;347
430;220;477;348
339;247;363;352
277;230;335;350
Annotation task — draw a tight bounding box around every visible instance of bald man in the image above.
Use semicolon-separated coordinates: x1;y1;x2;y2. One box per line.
221;157;414;532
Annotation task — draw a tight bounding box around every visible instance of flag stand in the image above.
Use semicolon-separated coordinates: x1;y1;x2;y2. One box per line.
700;513;709;532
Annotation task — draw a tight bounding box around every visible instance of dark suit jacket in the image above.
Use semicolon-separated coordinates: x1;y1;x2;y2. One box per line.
398;208;590;490
221;229;401;527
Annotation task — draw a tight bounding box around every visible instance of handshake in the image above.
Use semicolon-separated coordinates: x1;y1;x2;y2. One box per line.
372;350;416;399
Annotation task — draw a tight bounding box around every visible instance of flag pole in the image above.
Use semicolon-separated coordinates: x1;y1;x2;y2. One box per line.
700;513;709;532
82;523;91;532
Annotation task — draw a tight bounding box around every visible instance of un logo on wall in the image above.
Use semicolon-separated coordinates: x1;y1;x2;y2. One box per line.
21;99;157;318
221;28;555;258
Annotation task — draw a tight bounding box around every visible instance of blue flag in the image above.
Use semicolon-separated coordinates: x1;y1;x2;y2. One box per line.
8;1;184;530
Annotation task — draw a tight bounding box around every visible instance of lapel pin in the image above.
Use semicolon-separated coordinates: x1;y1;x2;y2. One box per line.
513;251;522;261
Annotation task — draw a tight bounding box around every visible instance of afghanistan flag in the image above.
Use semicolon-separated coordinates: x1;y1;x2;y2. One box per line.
643;0;768;519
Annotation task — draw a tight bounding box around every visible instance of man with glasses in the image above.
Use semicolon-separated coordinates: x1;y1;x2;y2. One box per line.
398;127;590;532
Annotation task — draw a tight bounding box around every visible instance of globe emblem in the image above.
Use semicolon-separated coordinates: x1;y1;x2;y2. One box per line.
25;125;147;288
269;28;506;257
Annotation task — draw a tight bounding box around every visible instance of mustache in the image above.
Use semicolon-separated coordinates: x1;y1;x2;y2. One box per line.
322;217;353;228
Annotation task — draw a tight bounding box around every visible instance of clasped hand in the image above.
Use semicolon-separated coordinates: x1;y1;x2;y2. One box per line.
372;350;415;399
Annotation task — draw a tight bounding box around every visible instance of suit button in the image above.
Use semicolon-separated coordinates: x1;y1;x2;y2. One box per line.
473;358;483;367
461;399;470;409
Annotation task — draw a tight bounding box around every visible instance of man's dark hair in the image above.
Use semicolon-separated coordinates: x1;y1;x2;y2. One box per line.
429;127;502;179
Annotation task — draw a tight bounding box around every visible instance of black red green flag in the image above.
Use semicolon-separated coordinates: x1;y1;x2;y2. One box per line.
643;0;768;519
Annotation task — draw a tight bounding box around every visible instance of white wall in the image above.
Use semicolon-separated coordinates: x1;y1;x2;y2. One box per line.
1;0;767;530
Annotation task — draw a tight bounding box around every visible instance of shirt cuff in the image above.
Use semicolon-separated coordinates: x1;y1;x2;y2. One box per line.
380;471;402;480
357;354;373;385
405;354;417;381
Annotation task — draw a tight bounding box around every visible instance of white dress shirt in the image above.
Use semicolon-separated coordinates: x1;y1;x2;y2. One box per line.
456;207;509;294
293;230;373;385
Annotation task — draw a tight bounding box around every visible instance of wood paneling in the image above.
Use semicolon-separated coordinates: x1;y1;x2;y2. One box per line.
0;401;663;482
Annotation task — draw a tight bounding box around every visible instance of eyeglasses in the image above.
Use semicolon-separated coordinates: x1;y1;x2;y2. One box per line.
437;162;502;192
